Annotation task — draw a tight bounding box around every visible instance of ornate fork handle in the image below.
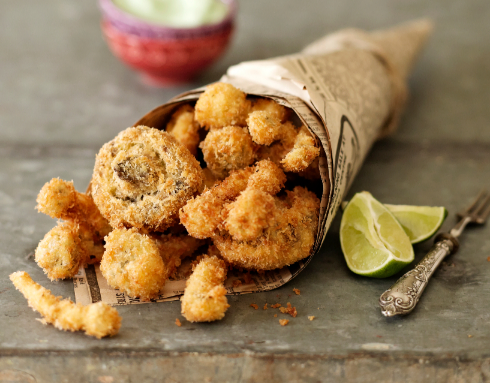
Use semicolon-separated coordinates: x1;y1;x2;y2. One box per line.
379;235;458;317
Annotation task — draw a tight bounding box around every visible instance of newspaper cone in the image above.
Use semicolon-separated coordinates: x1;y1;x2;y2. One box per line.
75;20;433;306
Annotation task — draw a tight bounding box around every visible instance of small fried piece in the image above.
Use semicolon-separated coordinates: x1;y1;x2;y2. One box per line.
224;189;276;241
247;111;282;146
215;186;320;270
200;126;257;179
92;126;204;232
35;179;112;280
250;98;290;123
195;83;251;129
180;167;254;239
181;255;229;322
101;228;204;300
257;123;320;173
10;271;121;339
279;319;289;326
166;104;201;156
282;126;320;172
35;222;85;280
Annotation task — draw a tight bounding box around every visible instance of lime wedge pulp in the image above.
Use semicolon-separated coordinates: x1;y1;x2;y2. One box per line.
384;204;447;244
340;192;415;278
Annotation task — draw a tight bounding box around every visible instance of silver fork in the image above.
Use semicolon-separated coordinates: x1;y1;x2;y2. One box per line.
379;190;490;317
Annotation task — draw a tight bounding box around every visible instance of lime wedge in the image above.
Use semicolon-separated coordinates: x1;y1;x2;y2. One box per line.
384;204;447;244
340;192;414;278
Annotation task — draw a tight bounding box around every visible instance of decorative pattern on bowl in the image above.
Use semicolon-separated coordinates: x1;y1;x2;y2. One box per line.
102;20;234;86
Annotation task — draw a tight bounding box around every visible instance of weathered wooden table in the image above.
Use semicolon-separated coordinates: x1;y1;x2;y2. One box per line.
1;0;490;382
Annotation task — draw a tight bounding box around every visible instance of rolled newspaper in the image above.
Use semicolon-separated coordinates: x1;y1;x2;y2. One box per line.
75;19;433;306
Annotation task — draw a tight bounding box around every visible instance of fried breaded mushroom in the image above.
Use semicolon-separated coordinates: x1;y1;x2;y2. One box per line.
257;123;320;173
180;160;283;239
166;104;201;156
224;189;276;241
180;167;254;239
200;126;257;179
101;228;204;300
92;126;204;232
223;160;286;241
281;126;320;172
195;83;251;129
181;254;229;322
247;110;283;146
35;179;112;279
214;186;320;270
250;98;290;122
35;222;85;280
10;271;121;339
36;178;112;240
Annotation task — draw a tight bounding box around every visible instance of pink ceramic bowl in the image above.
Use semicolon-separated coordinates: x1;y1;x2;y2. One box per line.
99;0;236;86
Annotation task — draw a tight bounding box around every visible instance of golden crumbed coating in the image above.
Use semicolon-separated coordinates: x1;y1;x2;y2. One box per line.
250;98;290;123
200;126;257;179
195;83;251;129
224;189;276;241
101;228;204;300
257;123;319;173
166;104;201;156
35;222;85;280
35;179;112;279
223;160;286;241
256;121;297;166
36;178;77;219
247;110;282;146
10;271;121;339
36;179;112;239
247;159;286;196
181;255;229;322
214;186;320;270
281;126;320;172
92;126;204;232
179;167;254;239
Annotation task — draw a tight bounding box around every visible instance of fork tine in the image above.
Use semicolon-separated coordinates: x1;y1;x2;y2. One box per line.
460;190;488;216
476;194;490;224
474;192;490;214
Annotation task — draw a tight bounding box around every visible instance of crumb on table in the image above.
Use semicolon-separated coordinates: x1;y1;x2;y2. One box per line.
263;303;268;310
274;314;277;318
279;302;297;318
250;303;259;310
293;288;301;295
308;316;315;321
175;318;182;327
271;303;281;308
279;319;289;326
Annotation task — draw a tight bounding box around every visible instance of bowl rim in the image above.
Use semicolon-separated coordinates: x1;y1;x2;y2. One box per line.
99;0;237;34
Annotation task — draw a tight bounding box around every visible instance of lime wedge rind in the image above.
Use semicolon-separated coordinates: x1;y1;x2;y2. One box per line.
384;204;447;244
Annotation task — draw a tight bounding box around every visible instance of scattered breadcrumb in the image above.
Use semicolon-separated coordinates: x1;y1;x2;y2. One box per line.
487;256;490;262
468;335;473;338
263;303;268;310
274;314;277;318
279;319;289;326
308;316;315;321
250;303;259;310
279;302;298;318
175;318;182;327
271;303;281;308
232;279;243;288
293;288;301;295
